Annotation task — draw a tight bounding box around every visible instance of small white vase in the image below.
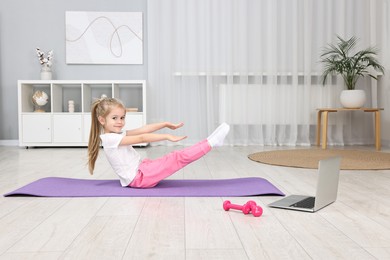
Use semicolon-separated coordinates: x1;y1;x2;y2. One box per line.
40;64;52;80
340;90;366;108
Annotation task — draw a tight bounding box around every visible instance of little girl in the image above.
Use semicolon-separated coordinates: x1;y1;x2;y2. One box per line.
88;97;230;188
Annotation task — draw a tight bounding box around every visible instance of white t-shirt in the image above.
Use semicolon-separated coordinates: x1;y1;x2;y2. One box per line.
100;132;141;187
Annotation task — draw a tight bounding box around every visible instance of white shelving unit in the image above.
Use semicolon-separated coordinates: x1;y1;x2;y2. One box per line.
18;80;147;147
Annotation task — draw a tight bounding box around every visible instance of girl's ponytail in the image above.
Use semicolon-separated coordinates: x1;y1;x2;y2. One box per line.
88;100;102;174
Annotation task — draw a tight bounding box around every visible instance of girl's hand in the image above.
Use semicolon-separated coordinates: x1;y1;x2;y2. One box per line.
166;122;184;130
168;135;187;142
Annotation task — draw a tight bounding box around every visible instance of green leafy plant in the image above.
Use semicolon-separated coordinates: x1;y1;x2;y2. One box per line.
320;35;384;90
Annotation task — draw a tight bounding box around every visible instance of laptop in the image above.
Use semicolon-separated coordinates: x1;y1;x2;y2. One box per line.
268;156;341;212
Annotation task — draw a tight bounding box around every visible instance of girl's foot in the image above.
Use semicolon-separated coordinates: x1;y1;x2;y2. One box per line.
207;123;230;147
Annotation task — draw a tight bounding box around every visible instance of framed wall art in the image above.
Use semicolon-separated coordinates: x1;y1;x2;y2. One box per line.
65;11;143;64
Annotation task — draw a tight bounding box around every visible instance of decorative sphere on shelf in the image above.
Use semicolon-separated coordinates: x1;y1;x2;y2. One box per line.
32;90;49;112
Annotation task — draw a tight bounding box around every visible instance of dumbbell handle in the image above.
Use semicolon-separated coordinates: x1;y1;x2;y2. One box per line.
223;200;256;214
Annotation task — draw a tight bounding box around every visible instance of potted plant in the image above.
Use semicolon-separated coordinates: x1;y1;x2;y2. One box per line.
320;35;385;108
36;48;54;80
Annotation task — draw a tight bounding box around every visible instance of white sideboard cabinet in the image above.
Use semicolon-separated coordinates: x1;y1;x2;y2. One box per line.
18;80;147;147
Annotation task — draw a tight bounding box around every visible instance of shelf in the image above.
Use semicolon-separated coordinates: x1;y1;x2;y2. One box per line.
18;80;147;147
20;83;51;113
52;83;82;113
83;83;113;112
114;83;144;112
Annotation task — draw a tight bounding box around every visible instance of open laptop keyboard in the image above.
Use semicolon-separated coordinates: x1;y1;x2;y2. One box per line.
290;197;315;208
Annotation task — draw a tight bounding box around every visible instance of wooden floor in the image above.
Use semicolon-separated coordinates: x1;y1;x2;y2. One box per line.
0;145;389;260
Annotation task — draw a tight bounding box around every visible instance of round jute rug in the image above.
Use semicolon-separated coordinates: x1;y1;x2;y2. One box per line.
248;149;390;170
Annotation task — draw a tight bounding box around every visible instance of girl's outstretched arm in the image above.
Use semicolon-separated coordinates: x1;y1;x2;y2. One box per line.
126;122;184;136
120;133;187;145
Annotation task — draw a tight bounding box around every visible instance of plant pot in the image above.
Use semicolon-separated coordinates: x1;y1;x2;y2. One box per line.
339;90;366;108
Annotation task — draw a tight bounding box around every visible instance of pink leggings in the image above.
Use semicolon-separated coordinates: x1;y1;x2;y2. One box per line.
129;139;211;188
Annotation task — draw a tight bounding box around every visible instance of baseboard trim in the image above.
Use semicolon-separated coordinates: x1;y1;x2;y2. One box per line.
0;139;18;146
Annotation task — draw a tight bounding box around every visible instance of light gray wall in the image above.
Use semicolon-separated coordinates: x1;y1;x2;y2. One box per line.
0;0;147;140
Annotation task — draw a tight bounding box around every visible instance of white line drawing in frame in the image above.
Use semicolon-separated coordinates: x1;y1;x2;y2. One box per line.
66;11;143;64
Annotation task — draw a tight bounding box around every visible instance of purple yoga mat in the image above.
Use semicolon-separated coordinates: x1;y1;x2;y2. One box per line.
3;177;284;197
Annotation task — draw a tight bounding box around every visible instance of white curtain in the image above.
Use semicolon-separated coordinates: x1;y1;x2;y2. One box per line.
147;0;390;146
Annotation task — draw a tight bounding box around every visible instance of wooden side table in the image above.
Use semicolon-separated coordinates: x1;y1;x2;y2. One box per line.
316;108;384;150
